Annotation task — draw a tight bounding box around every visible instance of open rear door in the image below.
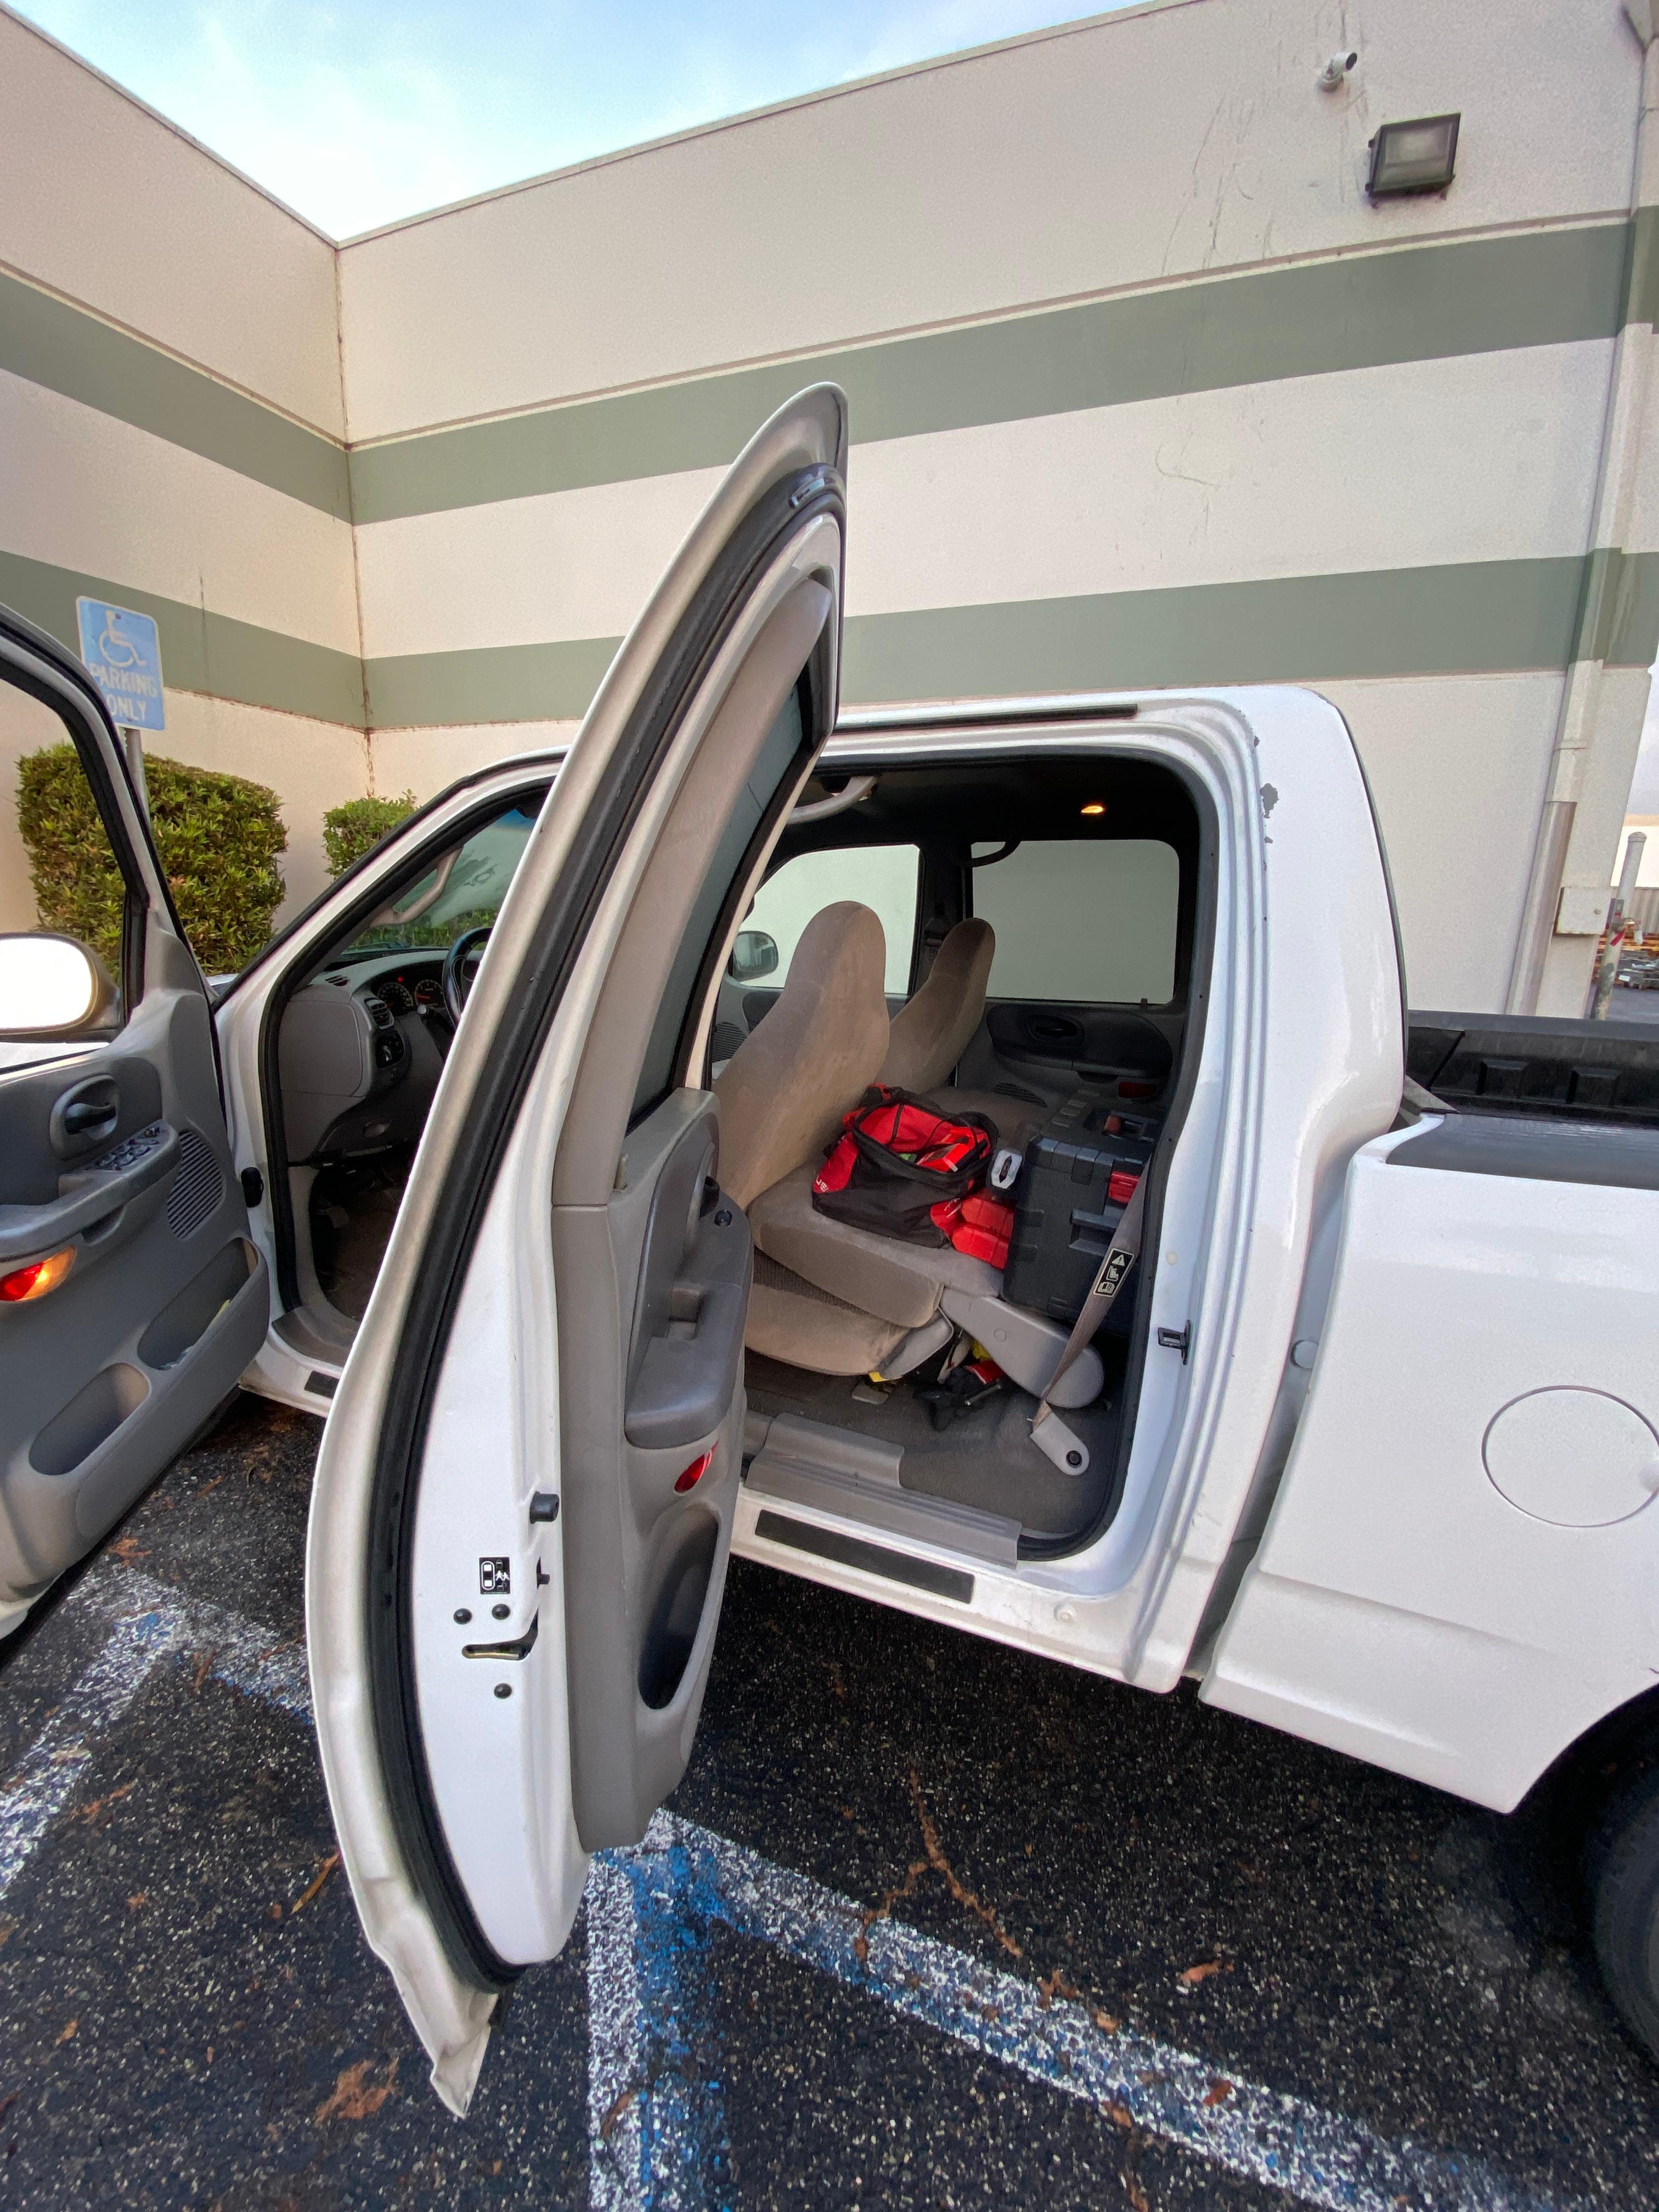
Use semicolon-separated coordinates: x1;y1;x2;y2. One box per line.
307;387;846;2111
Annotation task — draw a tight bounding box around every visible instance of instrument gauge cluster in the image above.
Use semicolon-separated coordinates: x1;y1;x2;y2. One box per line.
377;979;415;1016
413;978;443;1009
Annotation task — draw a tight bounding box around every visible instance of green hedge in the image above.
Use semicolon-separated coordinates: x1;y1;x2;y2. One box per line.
323;791;416;878
16;746;287;974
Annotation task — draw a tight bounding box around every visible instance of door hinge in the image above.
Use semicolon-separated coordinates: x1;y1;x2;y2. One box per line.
1156;1322;1192;1363
240;1166;264;1207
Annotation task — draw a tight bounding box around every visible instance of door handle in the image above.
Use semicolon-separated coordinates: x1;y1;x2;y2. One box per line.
49;1075;121;1158
0;1122;180;1263
62;1099;115;1136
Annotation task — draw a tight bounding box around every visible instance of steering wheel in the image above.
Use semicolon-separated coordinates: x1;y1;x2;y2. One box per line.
442;924;492;1025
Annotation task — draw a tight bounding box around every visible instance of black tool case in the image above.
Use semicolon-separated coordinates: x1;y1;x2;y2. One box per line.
1001;1092;1155;1325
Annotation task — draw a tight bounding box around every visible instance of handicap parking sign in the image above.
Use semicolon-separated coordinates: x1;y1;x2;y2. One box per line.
75;598;166;731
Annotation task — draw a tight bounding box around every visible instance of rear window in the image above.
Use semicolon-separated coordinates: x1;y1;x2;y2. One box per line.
972;839;1179;1005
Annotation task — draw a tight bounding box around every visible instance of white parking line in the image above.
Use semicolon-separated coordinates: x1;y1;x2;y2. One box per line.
0;1568;1584;2212
590;1814;1584;2212
0;1567;307;1902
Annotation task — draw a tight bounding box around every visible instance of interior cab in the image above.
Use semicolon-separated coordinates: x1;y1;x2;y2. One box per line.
261;791;549;1365
248;736;1205;1561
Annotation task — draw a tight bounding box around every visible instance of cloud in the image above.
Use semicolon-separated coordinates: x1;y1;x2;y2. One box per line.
14;0;1114;235
162;4;486;230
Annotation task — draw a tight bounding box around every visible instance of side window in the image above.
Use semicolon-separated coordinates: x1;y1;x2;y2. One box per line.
2;681;135;1049
747;844;920;995
334;800;542;960
972;839;1180;1005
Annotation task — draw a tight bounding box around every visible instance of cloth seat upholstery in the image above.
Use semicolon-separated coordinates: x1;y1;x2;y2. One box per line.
746;1250;910;1375
748;1162;1001;1329
877;918;995;1093
714;900;889;1210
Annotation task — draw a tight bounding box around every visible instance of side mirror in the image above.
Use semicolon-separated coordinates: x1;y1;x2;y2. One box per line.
727;929;779;984
0;934;114;1036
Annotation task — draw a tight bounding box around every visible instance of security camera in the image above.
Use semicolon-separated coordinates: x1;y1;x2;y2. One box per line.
1318;50;1358;89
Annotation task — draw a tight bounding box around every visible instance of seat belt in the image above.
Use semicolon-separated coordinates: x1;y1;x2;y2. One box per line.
1029;1175;1148;1474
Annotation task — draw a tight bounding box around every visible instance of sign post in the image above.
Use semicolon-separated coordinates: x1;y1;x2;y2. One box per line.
74;599;165;817
1590;829;1648;1020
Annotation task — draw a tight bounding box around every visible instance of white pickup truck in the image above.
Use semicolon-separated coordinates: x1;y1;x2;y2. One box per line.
2;386;1656;2109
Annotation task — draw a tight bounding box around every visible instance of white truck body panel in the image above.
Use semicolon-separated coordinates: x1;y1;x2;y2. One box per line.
1205;1120;1659;1809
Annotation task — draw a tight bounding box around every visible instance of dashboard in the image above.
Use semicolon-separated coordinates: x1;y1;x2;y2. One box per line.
369;964;447;1018
277;952;453;1163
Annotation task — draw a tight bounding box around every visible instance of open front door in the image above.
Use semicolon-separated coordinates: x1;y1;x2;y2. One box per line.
307;387;846;2111
0;611;266;1633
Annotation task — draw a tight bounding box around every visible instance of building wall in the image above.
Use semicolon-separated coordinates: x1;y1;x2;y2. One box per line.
3;0;1657;1005
336;0;1656;1012
0;6;362;921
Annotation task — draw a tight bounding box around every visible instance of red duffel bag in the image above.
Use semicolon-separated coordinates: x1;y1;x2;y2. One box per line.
812;1087;998;1248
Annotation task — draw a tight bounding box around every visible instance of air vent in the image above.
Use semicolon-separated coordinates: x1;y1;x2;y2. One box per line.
367;1000;395;1029
166;1128;223;1239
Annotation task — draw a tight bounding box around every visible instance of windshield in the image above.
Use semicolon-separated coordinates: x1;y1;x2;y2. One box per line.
335;801;541;958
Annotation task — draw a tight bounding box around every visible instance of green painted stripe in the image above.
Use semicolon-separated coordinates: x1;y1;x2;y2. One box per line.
1578;546;1659;668
358;553;1658;727
1626;205;1659;332
0;550;365;726
363;637;618;727
5;546;1649;737
5;219;1643;529
0;269;351;521
844;559;1612;703
351;222;1632;526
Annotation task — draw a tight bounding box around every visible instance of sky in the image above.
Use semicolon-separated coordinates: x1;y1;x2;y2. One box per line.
14;0;1114;238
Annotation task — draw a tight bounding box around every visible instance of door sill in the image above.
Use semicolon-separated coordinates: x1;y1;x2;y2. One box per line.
743;1410;1020;1568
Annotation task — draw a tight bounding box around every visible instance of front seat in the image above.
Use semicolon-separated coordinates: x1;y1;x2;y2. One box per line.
715;900;890;1212
715;900;904;1376
878;917;995;1092
881;917;1042;1152
724;904;1102;1406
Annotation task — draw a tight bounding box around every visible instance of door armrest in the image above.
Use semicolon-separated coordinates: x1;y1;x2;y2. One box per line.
0;1122;180;1262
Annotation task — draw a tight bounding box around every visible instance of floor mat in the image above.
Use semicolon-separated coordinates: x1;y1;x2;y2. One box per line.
309;1150;413;1322
744;1350;1122;1542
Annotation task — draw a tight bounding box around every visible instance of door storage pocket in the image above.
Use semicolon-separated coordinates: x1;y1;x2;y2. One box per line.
30;1364;149;1476
637;1509;719;1711
137;1239;256;1369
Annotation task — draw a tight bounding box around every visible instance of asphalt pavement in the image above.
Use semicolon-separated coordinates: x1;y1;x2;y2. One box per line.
2;1395;1658;2210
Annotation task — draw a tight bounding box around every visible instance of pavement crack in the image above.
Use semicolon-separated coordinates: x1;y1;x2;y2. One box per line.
856;1769;1024;1965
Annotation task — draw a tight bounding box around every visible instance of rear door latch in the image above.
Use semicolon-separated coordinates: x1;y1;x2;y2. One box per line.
1156;1323;1191;1363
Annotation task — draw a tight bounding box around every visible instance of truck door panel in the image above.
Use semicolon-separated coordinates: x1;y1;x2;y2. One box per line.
305;385;845;2113
0;621;264;1626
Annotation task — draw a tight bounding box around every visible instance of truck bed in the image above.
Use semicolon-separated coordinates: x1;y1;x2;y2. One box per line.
1408;1011;1659;1128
